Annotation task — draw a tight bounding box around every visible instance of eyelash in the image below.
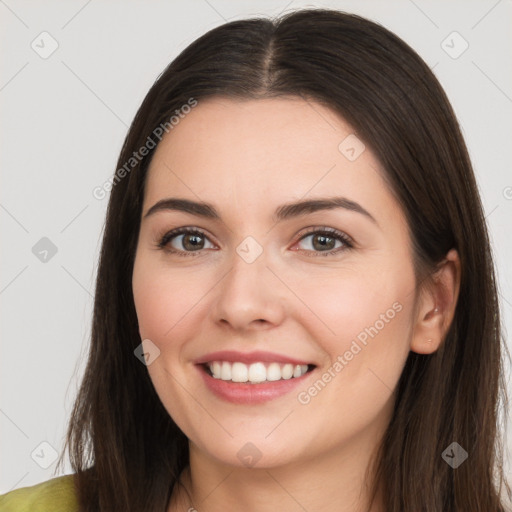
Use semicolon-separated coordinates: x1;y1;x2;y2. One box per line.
156;226;354;258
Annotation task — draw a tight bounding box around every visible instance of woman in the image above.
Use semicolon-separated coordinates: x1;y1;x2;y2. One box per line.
1;8;510;512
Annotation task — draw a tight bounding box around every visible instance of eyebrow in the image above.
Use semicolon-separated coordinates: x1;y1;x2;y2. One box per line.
143;197;378;226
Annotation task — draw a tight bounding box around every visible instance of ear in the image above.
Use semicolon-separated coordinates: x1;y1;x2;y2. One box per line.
410;249;461;355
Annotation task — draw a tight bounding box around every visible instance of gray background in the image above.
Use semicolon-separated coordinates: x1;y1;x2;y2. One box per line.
1;0;511;494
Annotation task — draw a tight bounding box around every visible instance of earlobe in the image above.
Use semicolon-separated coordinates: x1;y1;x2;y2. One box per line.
410;249;461;355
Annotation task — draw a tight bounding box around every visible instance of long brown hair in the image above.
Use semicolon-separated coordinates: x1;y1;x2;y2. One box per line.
55;8;511;511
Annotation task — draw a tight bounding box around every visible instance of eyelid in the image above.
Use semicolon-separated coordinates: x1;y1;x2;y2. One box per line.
296;226;353;244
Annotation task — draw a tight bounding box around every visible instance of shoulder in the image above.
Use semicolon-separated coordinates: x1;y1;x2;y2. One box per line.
0;474;78;511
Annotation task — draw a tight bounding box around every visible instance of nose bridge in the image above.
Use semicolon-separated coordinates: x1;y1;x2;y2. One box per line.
224;237;270;302
212;237;285;328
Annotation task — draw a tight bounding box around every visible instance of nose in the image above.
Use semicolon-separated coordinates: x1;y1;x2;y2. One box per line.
210;245;287;332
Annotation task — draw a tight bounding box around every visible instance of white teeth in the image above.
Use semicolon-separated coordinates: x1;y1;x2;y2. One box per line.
266;362;282;381
231;362;248;382
221;361;232;381
248;362;267;383
281;363;293;380
207;361;310;383
212;361;222;379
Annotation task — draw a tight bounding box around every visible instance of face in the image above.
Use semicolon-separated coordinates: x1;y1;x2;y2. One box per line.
132;96;419;469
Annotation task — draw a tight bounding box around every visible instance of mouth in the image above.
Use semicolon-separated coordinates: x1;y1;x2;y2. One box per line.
202;361;315;383
194;350;317;404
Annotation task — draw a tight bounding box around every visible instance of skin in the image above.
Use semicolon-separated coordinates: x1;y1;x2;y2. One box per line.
131;96;460;512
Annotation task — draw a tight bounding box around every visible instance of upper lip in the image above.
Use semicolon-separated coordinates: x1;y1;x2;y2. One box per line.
194;350;314;366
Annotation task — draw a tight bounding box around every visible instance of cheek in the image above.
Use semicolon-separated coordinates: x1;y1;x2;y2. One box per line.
132;257;208;427
292;266;406;340
295;265;414;383
132;256;205;342
132;265;169;341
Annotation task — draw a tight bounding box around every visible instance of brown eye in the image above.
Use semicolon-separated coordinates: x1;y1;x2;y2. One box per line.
295;228;353;257
157;228;215;256
179;233;205;251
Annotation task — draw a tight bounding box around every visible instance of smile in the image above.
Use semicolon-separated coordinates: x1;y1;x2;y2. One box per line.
205;361;311;383
195;350;317;404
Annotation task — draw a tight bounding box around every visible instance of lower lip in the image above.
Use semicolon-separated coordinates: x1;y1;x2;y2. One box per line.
197;365;312;404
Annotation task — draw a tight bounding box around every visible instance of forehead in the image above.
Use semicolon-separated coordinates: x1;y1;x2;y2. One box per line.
149;96;361;176
143;96;404;231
